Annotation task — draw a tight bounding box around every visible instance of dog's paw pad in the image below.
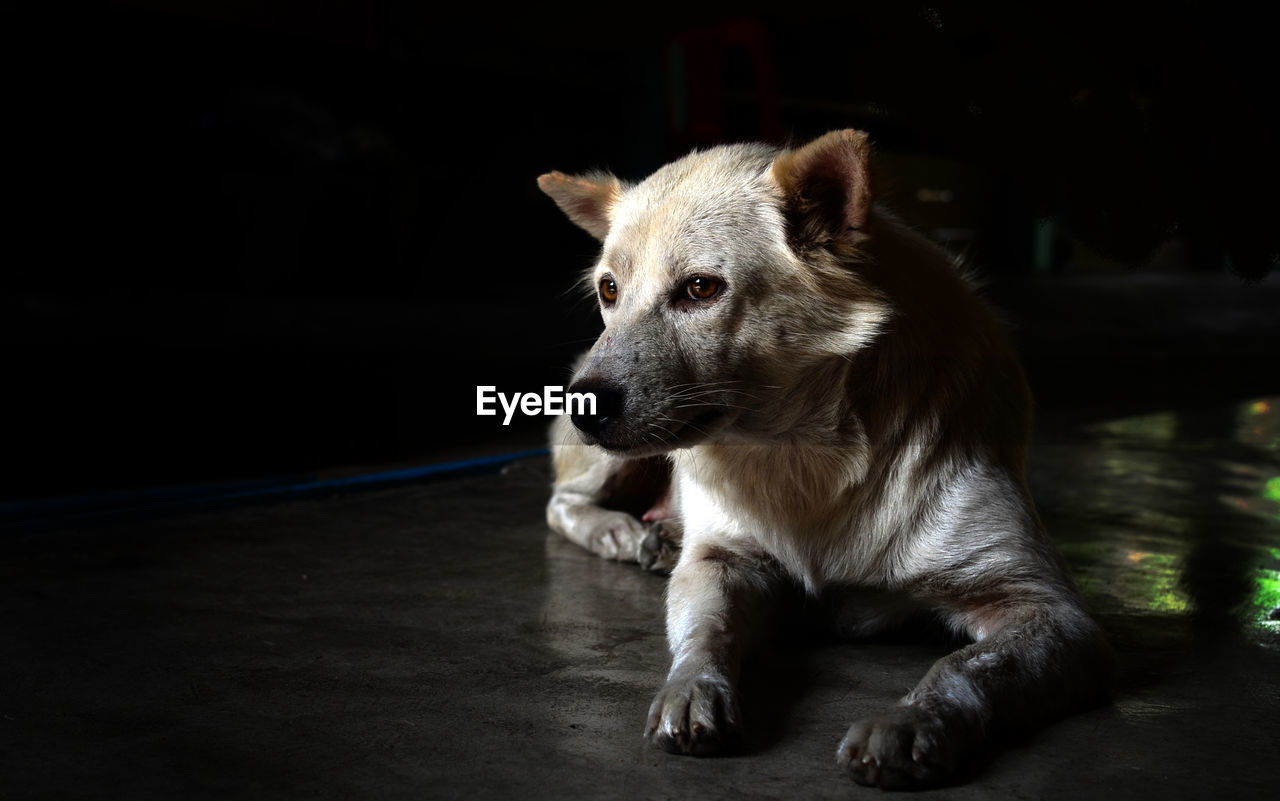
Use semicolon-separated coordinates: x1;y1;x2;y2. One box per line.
637;522;681;574
836;707;957;790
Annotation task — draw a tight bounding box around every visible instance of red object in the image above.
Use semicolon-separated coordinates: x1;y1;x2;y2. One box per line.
668;18;782;153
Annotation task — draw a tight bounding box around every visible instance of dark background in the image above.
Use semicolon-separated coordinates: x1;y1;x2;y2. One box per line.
5;0;1278;503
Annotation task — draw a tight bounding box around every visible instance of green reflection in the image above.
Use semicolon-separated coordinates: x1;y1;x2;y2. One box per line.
1265;477;1280;505
1061;399;1280;633
1254;570;1280;625
1042;542;1194;616
1226;474;1280;523
1254;547;1280;627
1124;551;1191;613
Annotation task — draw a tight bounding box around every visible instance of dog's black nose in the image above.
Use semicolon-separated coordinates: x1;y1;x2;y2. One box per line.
568;381;624;437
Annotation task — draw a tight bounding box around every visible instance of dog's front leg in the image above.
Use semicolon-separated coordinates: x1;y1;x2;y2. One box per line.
837;595;1110;789
645;544;779;755
546;416;679;570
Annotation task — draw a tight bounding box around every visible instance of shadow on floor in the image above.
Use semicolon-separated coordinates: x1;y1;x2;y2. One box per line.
3;397;1278;799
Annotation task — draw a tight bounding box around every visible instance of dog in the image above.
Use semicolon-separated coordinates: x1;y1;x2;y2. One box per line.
538;130;1111;789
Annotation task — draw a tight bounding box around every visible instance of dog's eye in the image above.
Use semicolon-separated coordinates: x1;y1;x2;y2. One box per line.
599;277;618;304
685;276;721;300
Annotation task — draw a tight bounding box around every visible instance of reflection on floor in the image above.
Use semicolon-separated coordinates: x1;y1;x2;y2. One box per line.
1033;397;1280;639
2;399;1277;800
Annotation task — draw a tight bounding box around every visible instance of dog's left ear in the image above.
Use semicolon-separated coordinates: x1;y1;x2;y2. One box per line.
771;129;873;249
537;170;622;241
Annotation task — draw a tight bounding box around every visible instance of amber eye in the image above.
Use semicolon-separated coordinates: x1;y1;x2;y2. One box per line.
599;276;618;303
685;276;721;300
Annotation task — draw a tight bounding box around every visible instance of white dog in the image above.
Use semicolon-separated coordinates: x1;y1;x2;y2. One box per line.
539;130;1111;789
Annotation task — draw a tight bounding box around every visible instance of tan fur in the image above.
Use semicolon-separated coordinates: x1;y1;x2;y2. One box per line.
536;171;623;241
538;130;1111;789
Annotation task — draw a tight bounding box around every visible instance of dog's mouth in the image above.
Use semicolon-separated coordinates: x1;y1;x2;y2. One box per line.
588;408;727;456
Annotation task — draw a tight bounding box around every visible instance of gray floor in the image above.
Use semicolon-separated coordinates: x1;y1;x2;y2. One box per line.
3;396;1279;799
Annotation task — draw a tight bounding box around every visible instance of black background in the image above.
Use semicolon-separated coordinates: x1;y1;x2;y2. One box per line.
6;1;1278;502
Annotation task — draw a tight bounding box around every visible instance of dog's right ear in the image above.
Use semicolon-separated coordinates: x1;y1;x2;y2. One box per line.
537;171;622;241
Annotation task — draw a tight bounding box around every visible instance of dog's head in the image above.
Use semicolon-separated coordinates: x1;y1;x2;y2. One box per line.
539;130;891;456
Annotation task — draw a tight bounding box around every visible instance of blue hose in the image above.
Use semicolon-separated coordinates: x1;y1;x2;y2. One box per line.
0;448;549;533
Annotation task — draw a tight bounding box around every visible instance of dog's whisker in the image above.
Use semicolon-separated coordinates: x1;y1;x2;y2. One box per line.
663;388;762;404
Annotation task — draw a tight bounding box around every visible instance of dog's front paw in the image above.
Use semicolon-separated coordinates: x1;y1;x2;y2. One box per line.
836;706;960;790
645;671;740;756
586;513;648;562
637;521;681;574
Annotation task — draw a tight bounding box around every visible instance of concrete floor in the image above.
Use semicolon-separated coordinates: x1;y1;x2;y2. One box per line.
3;397;1279;799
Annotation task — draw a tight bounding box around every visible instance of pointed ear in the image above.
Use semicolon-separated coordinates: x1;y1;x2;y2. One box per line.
537;170;622;241
771;129;873;249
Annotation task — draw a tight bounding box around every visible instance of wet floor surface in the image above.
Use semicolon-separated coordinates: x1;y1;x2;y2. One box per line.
2;399;1278;799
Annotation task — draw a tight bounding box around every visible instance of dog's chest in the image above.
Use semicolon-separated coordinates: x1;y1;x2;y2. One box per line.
672;445;924;589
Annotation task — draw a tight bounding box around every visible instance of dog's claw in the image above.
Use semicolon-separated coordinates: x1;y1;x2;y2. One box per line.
646;671;739;756
836;706;959;790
